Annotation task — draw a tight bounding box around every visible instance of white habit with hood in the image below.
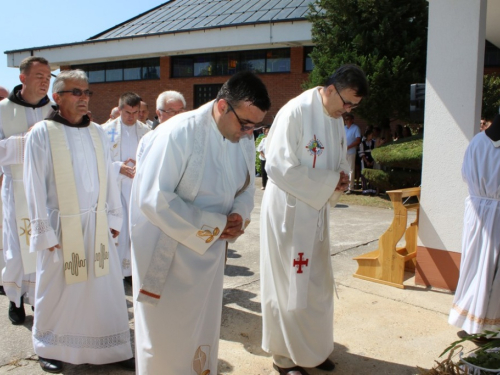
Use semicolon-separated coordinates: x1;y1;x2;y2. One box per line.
24;114;133;364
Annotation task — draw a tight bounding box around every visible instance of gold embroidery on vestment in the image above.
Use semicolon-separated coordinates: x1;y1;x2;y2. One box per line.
196;226;220;243
193;345;211;375
19;218;31;246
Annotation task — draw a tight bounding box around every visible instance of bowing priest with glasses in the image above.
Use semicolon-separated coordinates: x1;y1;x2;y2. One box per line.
130;71;270;374
260;64;368;375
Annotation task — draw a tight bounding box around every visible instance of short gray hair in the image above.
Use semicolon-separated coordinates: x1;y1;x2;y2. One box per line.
156;91;186;110
53;70;88;94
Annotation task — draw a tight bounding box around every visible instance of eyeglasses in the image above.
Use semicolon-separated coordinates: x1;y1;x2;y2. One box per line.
226;101;259;132
57;89;93;97
158;108;186;116
333;84;359;109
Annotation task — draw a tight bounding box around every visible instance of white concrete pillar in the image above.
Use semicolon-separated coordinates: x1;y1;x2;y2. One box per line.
417;0;486;289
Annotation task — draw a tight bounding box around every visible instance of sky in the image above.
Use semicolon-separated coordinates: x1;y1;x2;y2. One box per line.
0;0;163;95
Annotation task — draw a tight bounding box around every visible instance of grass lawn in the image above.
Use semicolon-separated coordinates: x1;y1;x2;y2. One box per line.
338;192;394;209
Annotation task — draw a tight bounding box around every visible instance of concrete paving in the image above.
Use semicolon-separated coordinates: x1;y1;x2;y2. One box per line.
0;181;473;375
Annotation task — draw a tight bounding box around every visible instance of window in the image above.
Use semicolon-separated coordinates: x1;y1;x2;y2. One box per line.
73;58;160;83
266;49;290;73
194;54;216;76
194;84;223;109
240;50;265;73
172;49;290;78
106;61;123;82
124;60;142;81
304;46;314;72
87;63;105;83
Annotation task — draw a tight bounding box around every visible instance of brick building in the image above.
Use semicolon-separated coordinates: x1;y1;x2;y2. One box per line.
5;0;315;124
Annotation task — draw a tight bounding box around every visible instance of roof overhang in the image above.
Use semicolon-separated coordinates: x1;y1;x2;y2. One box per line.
5;21;312;69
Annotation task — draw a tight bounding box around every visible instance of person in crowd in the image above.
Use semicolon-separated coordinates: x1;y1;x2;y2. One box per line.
136;90;186;163
449;114;500;340
103;106;120;124
260;64;368;375
393;124;404;140
0;85;8;296
130;71;270;374
480;118;491;132
256;126;270;190
0;85;8;100
103;92;150;283
139;100;154;128
359;128;376;195
343;112;361;193
0;57;53;325
23;69;134;373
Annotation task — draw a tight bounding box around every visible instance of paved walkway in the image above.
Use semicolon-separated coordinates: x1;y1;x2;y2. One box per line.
0;182;472;374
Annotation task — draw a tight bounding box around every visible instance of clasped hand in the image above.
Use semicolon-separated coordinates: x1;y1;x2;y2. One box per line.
120;158;136;179
335;171;349;191
220;213;244;240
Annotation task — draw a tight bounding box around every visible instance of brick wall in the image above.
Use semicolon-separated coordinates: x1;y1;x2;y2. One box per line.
75;47;311;124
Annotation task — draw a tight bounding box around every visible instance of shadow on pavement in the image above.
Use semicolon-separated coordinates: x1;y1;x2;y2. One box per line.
224;265;254;277
226;249;242;259
221;288;267;358
315;343;418;375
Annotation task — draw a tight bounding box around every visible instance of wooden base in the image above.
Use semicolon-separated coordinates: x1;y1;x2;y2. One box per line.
352;273;406;289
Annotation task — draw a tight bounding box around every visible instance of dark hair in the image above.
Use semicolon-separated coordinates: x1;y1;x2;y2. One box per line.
216;71;271;112
364;128;373;137
324;64;368;97
344;113;354;120
119;92;142;109
19;56;49;74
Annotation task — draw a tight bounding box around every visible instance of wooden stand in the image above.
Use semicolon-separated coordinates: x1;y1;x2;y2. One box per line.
353;187;420;289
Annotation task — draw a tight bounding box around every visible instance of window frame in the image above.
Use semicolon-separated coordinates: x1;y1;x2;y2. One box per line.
171;48;291;78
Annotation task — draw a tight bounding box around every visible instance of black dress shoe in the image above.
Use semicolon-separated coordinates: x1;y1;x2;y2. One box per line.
9;298;26;325
118;357;135;371
0;285;5;295
316;358;335;371
124;276;133;286
39;357;62;373
273;363;310;375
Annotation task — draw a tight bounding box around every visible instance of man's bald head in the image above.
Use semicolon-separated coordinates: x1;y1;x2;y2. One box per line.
0;86;9;100
110;106;120;119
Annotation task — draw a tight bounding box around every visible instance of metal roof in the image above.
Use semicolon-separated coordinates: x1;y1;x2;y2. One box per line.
88;0;313;40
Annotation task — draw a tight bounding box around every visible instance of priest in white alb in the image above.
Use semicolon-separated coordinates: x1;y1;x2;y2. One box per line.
23;70;134;373
103;92;149;281
0;57;53;324
135;90;186;165
260;65;368;375
130;71;270;375
449;114;500;336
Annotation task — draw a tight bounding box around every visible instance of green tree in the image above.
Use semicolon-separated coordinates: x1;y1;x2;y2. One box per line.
482;74;500;120
307;0;428;127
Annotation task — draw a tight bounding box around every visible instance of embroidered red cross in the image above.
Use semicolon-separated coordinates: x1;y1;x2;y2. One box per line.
293;252;309;274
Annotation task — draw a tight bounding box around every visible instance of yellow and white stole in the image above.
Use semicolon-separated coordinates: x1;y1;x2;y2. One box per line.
0;99;52;274
46;121;110;284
